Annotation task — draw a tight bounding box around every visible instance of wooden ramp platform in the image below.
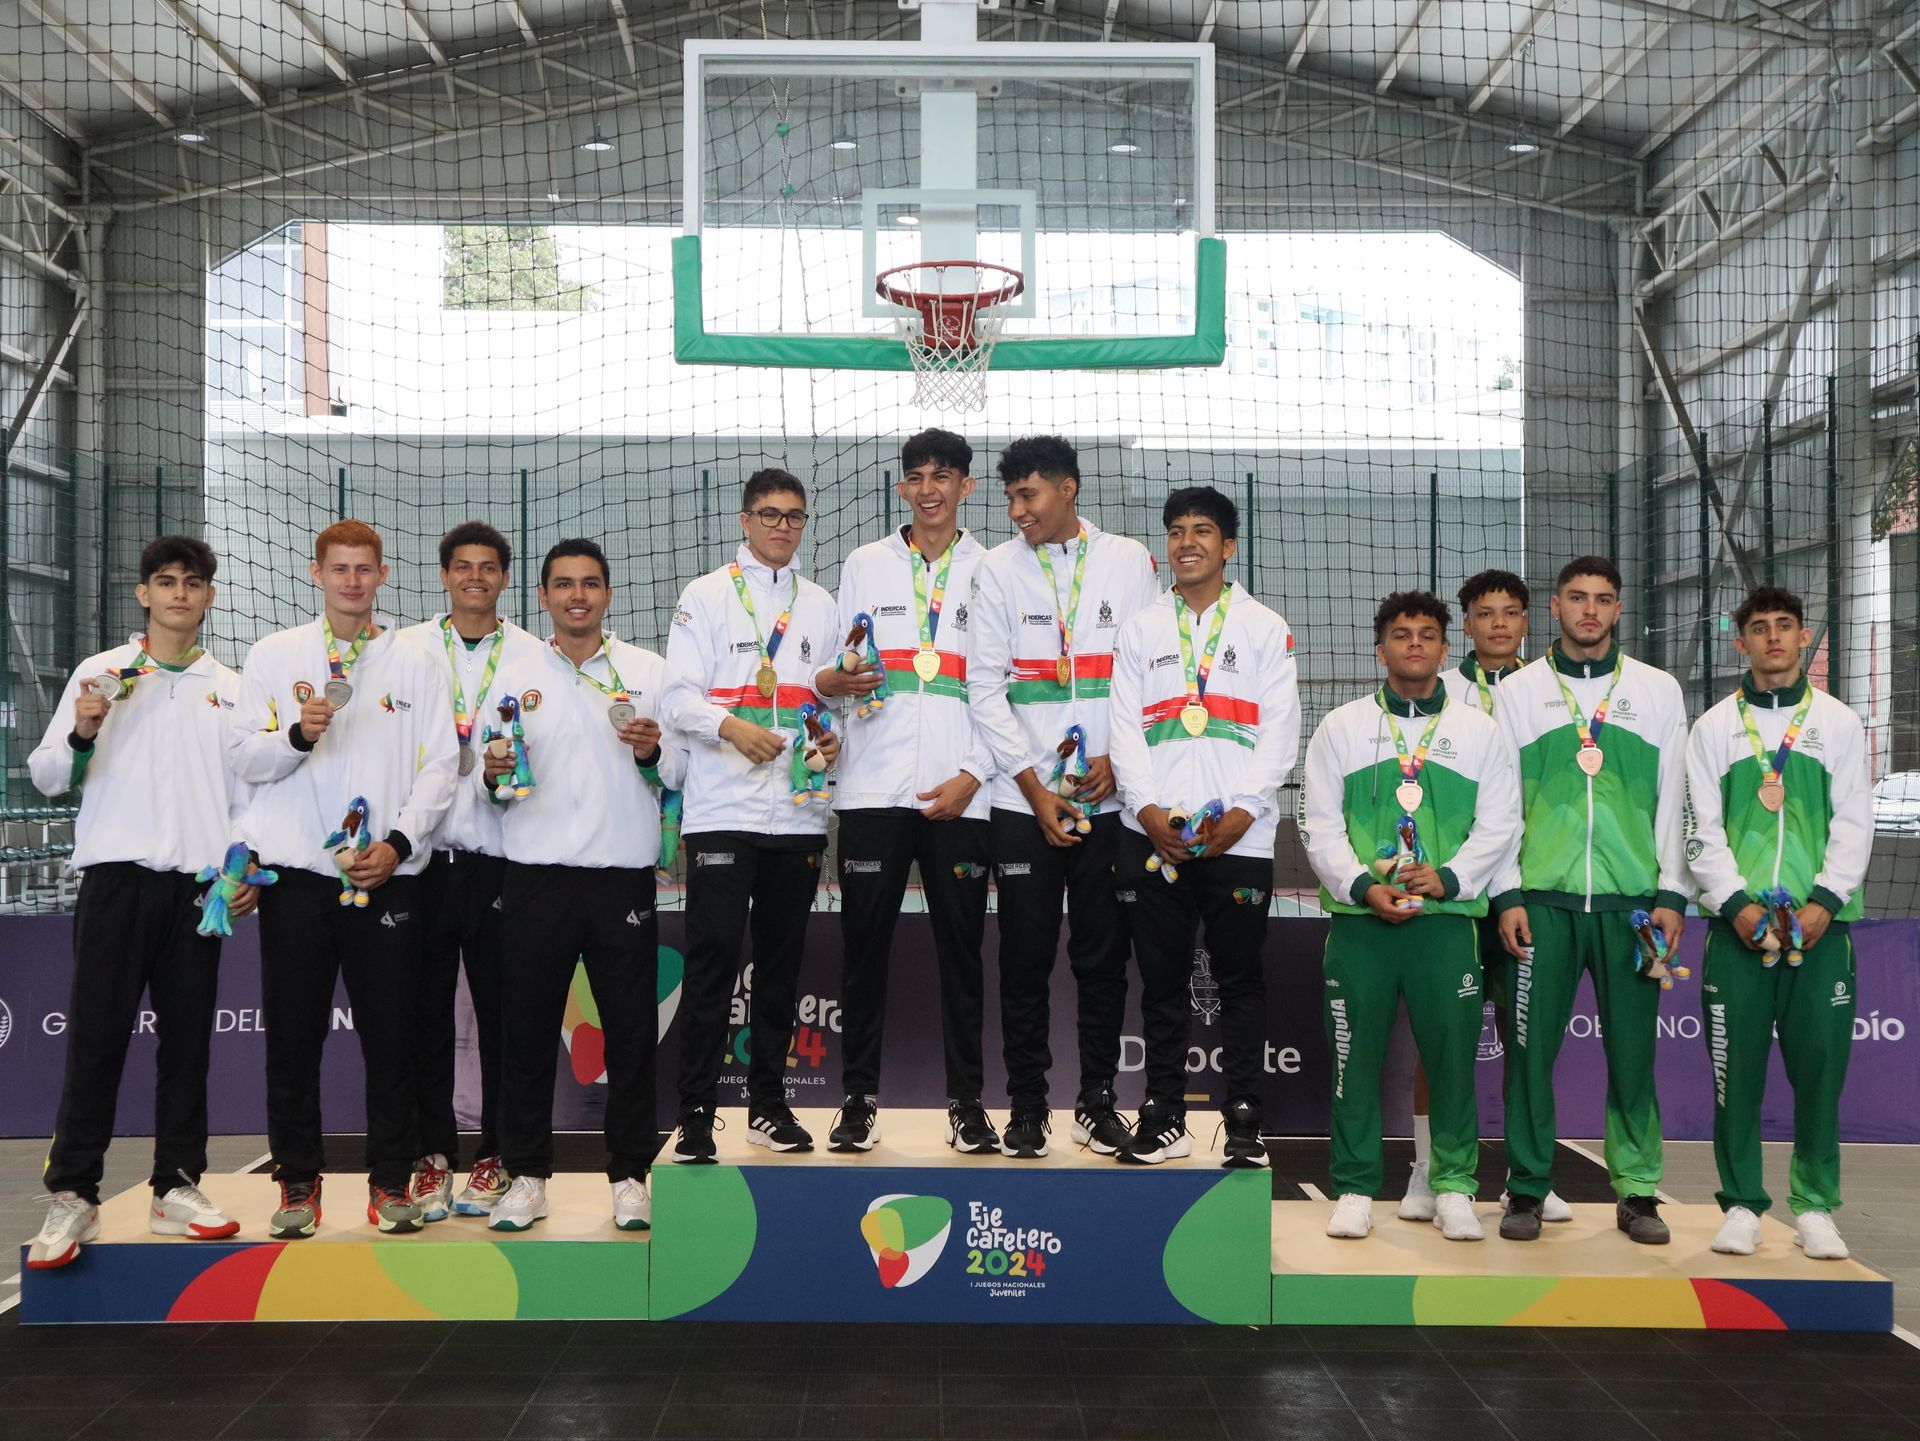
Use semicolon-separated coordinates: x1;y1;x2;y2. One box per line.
1270;1199;1894;1331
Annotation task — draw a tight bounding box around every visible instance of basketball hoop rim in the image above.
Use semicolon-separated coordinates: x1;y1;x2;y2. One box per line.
874;259;1026;315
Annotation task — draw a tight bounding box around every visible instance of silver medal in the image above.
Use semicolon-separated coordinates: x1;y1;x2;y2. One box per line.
324;679;353;707
608;700;636;729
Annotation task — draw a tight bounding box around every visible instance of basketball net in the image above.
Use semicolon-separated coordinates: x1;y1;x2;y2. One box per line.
877;261;1024;413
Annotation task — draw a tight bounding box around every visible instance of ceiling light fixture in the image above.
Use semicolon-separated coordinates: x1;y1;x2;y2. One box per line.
1109;135;1140;154
176;128;208;144
895;213;919;226
580;132;614;153
829;131;858;151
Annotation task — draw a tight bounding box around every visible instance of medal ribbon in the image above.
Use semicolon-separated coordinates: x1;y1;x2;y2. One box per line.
98;635;185;696
1175;588;1233;712
1032;527;1089;681
1376;690;1447;790
1736;687;1815;788
549;635;629;702
1549;644;1624;755
322;617;372;685
441;617;506;746
907;533;957;654
728;562;797;665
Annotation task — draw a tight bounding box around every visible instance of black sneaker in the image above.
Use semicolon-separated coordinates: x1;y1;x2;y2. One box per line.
671;1106;720;1165
746;1100;814;1152
999;1107;1050;1159
946;1100;1000;1155
828;1094;880;1152
1071;1090;1133;1156
1617;1195;1671;1246
1220;1099;1269;1169
1118;1100;1191;1165
1500;1192;1544;1241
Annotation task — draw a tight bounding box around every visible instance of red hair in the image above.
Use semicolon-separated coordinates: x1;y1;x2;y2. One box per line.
315;519;383;566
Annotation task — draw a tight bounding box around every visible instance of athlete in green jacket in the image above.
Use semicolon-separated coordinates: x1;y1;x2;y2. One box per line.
1490;557;1691;1245
1684;585;1872;1261
1303;591;1520;1243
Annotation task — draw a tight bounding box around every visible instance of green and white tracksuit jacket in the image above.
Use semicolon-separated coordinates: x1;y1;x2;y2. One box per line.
1488;645;1691;916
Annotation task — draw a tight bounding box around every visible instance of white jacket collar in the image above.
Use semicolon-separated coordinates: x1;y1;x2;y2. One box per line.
733;543;799;588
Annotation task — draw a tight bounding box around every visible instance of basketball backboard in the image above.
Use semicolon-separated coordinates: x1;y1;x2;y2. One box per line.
674;26;1224;378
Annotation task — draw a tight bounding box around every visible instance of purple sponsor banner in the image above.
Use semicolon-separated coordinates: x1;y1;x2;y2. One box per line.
2;914;1915;1145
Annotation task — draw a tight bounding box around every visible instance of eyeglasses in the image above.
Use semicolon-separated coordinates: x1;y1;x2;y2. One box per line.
747;508;809;530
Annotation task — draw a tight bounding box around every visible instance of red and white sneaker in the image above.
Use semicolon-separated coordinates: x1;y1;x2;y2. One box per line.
150;1181;241;1239
453;1155;509;1216
411;1154;452;1222
27;1191;99;1269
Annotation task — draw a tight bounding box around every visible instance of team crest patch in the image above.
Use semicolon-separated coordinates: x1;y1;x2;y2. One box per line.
1220;645;1237;671
292;681;315;704
1097;600;1114;627
953;603;969;631
800;637;812;663
521;689;543;712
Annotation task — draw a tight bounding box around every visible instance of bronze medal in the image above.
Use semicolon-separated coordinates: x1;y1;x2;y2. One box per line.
1395;781;1423;812
1576;745;1604;777
1758;779;1786;812
913;649;942;683
1056;656;1071;687
458;746;477;776
1180;703;1209;738
755;663;778;698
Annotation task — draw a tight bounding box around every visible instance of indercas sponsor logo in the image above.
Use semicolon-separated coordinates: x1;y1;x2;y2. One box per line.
997;862;1031;878
951;863;987;880
1233;888;1267;905
860;1194;953;1289
844;859;883;874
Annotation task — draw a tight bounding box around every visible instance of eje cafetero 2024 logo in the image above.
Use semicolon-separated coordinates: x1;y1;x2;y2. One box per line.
860;1194;953;1289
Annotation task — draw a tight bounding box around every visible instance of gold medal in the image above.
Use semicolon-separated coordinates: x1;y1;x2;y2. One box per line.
756;663;778;698
1056;656;1071;687
1395;781;1423;812
1180;703;1208;738
1576;746;1604;777
1758;779;1786;812
913;649;942;683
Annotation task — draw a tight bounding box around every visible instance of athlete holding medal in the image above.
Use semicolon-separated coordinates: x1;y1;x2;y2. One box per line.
967;436;1158;1160
814;430;999;1156
1109;488;1299;1168
481;539;681;1234
663;469;840;1160
1488;557;1690;1245
1684;585;1871;1261
396;522;542;1221
1302;592;1518;1241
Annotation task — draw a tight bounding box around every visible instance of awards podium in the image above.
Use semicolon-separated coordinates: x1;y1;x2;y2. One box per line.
16;1110;1894;1330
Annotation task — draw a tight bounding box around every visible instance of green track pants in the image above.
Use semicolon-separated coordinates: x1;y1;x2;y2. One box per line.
1504;904;1663;1200
1702;922;1855;1216
1323;913;1482;1198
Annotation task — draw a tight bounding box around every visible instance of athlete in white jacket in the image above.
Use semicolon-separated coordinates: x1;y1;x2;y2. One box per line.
394;521;543;1222
231;520;458;1239
25;537;251;1270
1109;487;1300;1168
966;435;1159;1159
813;428;999;1156
661;470;842;1161
483;539;685;1236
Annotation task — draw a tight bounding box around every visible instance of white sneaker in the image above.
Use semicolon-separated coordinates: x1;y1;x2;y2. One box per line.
1542;1190;1573;1223
1397;1160;1437;1221
487;1175;547;1232
1712;1206;1762;1256
1432;1192;1485;1242
611;1177;651;1232
410;1154;452;1223
150;1181;240;1239
1794;1210;1849;1260
27;1192;99;1270
1326;1193;1374;1239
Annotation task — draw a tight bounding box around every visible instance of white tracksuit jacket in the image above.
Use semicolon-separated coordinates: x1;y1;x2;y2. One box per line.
966;521;1159;815
30;638;246;873
1107;585;1302;860
661;544;839;838
230;618;459;877
396;615;544;858
822;527;995;820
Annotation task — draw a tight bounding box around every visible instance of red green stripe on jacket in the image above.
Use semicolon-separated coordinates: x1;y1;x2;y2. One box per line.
1007;652;1113;704
1139;693;1259;749
708;682;819;728
877;648;970;701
